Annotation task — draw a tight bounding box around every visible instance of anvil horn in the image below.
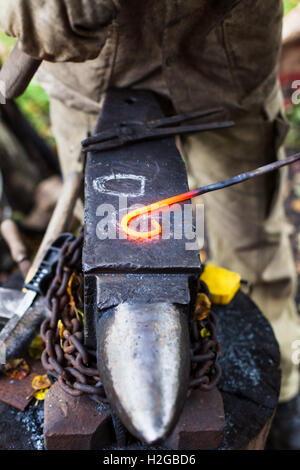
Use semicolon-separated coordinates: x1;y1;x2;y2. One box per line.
97;302;190;444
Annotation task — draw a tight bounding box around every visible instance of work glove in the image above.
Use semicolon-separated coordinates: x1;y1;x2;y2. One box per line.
0;0;120;62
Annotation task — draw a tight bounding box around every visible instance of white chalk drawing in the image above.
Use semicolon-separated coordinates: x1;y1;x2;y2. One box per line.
93;173;146;198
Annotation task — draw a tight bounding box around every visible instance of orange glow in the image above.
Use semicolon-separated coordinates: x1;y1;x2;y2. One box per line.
120;154;300;239
120;190;195;240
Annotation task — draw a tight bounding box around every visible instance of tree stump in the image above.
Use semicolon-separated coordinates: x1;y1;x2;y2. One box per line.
216;290;281;450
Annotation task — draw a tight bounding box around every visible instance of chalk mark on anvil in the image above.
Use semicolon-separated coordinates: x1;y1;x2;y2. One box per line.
93;173;146;198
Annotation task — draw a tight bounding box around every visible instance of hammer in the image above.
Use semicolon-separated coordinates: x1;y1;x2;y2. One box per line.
0;40;42;100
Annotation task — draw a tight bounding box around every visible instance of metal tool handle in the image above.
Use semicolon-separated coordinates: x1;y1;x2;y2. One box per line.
0;40;42;100
0;233;75;367
0;296;46;366
25;233;75;295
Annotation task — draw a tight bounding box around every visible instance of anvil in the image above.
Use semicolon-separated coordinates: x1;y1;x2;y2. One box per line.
83;89;202;444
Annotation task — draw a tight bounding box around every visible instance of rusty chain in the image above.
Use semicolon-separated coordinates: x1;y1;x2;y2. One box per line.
40;227;108;403
189;279;222;390
40;228;221;402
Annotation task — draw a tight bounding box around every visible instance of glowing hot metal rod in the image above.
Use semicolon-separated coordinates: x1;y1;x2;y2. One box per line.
121;153;300;239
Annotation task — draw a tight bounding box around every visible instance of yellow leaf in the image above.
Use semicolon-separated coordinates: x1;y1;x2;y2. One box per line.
194;293;211;321
67;272;76;310
67;273;85;325
28;334;44;359
33;389;49;401
75;307;84;325
57;320;65;340
4;358;30;380
200;327;211;338
32;374;51;391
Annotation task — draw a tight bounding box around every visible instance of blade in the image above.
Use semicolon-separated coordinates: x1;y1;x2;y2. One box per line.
0;292;47;368
15;290;37;318
0;288;27;323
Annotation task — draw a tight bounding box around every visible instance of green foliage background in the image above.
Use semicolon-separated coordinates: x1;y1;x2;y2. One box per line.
0;1;300;149
0;31;54;149
284;0;300;14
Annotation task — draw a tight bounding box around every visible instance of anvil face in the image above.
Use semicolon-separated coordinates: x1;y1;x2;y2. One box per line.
83;89;201;444
83;90;201;275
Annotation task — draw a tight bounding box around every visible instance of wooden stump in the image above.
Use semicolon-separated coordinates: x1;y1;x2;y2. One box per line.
216;290;281;450
241;413;275;450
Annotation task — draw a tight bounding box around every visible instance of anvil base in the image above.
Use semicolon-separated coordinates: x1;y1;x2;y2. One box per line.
43;383;225;450
44;383;114;450
164;387;225;450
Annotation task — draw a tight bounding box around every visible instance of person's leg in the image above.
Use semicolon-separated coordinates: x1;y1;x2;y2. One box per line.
49;98;99;221
182;83;300;403
179;0;300;410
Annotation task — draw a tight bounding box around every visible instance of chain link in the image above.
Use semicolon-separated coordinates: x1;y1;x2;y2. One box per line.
40;227;108;402
41;228;221;401
189;278;222;390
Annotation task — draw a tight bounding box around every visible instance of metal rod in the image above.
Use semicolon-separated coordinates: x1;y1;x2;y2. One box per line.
189;153;300;198
121;153;300;239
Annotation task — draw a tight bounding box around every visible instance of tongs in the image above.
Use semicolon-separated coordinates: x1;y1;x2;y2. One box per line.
81;107;234;153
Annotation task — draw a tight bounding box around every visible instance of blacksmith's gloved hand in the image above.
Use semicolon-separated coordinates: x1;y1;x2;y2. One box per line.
0;0;120;62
